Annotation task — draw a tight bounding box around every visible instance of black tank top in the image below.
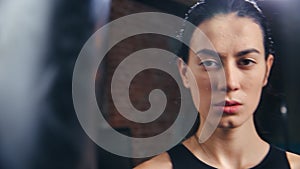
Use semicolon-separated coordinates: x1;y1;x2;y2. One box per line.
167;144;291;169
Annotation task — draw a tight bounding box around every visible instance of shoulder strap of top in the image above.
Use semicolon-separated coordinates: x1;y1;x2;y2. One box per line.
167;144;215;169
252;145;291;169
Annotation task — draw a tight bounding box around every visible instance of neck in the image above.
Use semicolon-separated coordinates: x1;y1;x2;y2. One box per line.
201;116;262;147
187;116;269;168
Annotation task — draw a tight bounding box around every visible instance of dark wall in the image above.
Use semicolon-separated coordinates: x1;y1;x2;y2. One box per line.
13;0;299;169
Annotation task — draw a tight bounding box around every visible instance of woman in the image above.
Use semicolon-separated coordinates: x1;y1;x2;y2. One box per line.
135;0;300;168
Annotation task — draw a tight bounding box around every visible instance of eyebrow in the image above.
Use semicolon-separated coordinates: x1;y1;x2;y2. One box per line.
196;49;219;58
196;48;260;58
236;48;260;57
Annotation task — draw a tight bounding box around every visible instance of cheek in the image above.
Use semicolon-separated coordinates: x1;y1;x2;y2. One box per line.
245;86;263;114
243;68;266;90
188;72;212;113
242;73;265;109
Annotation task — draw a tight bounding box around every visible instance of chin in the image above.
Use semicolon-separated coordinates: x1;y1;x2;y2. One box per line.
218;123;235;129
217;120;242;129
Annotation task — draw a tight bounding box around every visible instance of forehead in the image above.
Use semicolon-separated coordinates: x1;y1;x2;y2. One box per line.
190;13;264;55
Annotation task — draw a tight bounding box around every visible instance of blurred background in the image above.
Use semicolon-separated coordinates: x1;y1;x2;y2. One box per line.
1;0;300;169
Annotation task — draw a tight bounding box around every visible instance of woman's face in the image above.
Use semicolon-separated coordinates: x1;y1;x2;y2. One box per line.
178;13;274;128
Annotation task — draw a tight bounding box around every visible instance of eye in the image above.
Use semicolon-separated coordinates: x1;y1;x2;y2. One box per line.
239;58;256;67
199;59;220;70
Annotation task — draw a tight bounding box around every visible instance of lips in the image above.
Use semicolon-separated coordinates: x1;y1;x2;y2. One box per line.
214;100;242;114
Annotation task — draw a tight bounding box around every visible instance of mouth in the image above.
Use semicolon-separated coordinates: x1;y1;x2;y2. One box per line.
214;100;242;114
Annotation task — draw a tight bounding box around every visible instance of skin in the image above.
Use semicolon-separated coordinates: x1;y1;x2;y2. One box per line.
134;13;300;169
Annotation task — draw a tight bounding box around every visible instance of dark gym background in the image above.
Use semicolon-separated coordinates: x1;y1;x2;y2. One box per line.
1;0;300;169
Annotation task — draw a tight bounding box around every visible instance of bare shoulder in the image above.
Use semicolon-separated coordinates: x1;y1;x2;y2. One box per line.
133;152;172;169
286;151;300;169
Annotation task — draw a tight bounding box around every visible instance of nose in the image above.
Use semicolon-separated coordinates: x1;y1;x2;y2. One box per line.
219;63;241;92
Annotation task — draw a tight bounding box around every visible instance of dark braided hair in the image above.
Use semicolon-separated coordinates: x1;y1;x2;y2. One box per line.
177;0;274;63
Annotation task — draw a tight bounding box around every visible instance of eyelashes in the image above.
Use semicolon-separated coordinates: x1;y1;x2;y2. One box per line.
199;59;220;70
238;58;257;66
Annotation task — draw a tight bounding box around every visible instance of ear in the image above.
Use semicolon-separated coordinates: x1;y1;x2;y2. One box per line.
263;54;274;86
177;58;190;88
